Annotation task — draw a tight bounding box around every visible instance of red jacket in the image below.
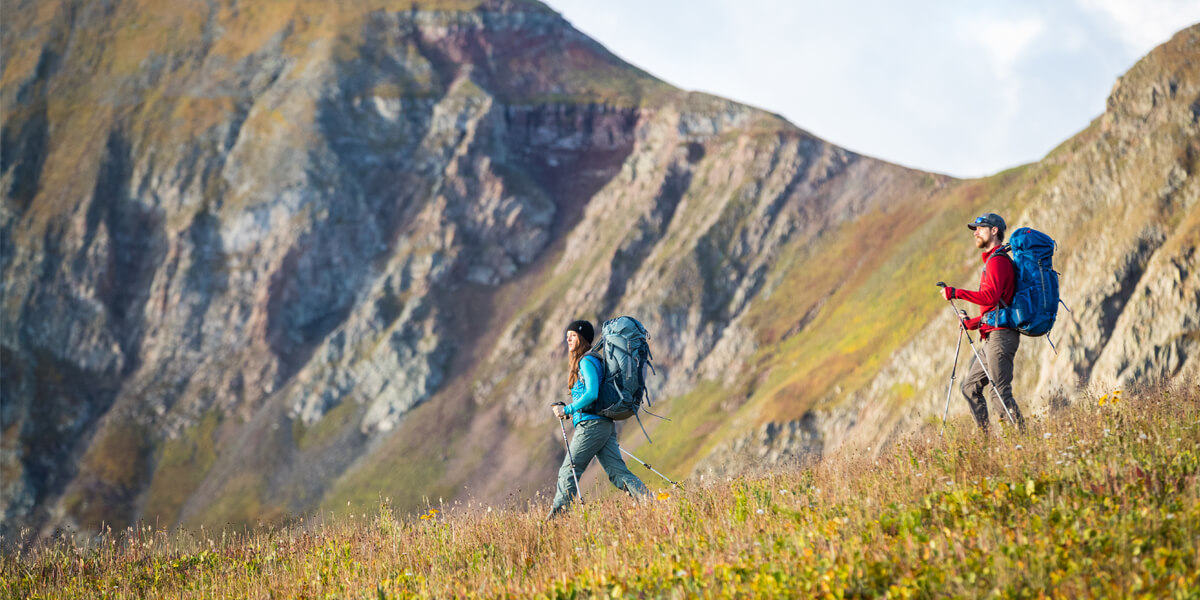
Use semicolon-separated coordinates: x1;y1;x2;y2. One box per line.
955;246;1016;338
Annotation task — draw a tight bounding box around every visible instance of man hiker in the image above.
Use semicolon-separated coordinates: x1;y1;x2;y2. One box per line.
940;213;1027;432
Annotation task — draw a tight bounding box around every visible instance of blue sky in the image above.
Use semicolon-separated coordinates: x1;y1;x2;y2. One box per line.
549;1;1200;177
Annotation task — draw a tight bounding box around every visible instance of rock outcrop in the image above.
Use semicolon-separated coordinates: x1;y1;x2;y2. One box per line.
3;1;1196;540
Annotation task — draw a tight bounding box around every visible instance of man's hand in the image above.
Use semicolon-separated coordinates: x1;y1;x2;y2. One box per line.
941;286;957;301
553;404;567;420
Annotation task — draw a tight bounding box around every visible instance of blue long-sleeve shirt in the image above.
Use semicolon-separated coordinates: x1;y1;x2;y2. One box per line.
564;355;607;426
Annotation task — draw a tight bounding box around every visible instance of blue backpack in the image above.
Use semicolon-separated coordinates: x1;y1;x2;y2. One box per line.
586;316;659;441
984;227;1063;337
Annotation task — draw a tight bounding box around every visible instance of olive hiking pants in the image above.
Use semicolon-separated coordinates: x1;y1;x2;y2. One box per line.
960;328;1026;432
549;418;648;517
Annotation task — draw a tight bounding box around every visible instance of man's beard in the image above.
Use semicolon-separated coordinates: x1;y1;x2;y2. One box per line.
974;236;987;249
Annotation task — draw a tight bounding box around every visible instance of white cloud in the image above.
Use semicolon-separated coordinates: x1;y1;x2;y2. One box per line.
958;15;1047;78
1077;0;1200;52
550;1;1197;177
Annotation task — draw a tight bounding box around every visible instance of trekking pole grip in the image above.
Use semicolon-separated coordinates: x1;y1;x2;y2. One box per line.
936;281;946;288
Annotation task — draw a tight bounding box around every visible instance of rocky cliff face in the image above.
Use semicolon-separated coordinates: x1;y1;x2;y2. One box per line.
827;25;1200;449
703;25;1200;474
2;1;1196;540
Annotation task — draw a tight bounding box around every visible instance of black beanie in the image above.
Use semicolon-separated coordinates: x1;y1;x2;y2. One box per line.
565;320;594;344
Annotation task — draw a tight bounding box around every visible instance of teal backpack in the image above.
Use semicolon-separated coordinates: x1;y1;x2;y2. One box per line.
586;316;661;441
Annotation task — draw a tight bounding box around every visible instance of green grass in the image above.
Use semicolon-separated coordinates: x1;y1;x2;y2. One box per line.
319;409;464;514
63;422;154;532
292;400;360;453
144;411;222;528
183;473;287;532
617;380;745;481
737;162;1053;426
5;385;1196;598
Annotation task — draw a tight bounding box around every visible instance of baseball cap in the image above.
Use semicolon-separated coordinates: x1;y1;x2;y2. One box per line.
967;213;1006;232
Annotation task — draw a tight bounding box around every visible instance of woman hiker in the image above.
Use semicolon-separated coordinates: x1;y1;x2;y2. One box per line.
548;320;648;518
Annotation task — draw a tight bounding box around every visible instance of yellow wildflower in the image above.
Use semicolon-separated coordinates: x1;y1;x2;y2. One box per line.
657;492;671;501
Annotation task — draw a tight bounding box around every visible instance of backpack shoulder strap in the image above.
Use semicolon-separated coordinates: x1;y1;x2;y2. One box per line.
992;245;1016;308
580;353;605;381
981;247;1009;278
581;353;603;370
982;246;1014;308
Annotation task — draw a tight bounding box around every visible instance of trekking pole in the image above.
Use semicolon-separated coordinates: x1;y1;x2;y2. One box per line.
940;317;966;438
936;283;1020;429
618;446;681;488
551;403;582;503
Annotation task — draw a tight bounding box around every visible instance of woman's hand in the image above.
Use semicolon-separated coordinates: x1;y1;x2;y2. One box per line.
553;405;567;420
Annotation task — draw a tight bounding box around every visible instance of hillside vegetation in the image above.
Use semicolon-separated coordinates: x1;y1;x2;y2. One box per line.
3;384;1196;598
3;0;1196;544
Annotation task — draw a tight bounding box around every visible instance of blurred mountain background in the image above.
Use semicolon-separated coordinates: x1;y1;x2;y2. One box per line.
1;0;1196;540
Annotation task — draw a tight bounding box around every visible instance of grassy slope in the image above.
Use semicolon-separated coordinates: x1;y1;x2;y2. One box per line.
616;161;1062;480
315;85;1104;519
4;385;1196;598
7;1;1193;538
1;0;667;532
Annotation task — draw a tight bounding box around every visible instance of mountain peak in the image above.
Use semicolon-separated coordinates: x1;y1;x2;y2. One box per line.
3;8;1197;543
1104;23;1200;128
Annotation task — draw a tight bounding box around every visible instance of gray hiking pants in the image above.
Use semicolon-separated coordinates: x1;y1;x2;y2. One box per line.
549;418;648;517
960;328;1026;431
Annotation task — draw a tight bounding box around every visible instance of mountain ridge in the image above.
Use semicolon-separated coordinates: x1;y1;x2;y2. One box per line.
2;2;1196;541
